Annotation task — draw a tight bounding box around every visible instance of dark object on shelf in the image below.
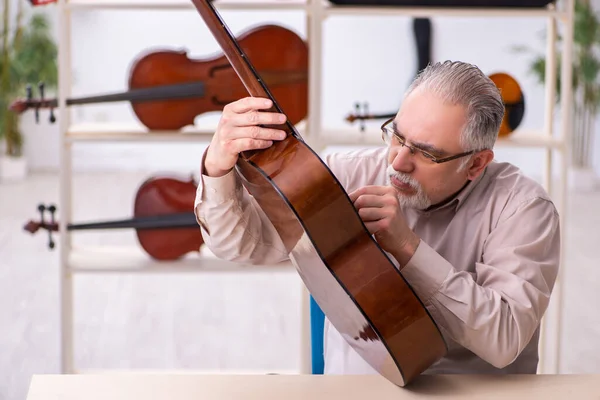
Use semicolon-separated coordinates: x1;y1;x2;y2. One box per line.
327;0;554;7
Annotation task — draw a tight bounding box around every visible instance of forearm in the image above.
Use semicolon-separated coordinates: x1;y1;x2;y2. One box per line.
401;234;559;368
194;162;289;265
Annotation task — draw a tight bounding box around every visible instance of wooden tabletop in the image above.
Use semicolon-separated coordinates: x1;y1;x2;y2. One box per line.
26;373;600;399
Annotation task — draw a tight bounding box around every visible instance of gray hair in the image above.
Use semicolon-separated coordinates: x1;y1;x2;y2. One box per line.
404;61;504;170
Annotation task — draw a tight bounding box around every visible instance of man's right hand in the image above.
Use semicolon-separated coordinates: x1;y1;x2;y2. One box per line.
203;97;288;177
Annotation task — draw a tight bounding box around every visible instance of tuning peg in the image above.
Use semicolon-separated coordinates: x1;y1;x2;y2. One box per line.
47;204;56;249
38;203;46;223
39;82;45;100
26;84;32;100
49;108;56;123
360;102;369;133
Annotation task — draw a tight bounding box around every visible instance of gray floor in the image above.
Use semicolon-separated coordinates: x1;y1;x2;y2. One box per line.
1;171;600;400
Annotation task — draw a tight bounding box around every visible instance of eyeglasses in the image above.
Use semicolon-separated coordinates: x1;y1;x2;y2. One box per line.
380;117;475;164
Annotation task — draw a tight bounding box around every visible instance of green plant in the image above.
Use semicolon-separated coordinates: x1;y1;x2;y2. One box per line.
513;0;600;168
0;0;57;158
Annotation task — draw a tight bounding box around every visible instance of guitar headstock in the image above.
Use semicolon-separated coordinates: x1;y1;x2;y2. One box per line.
9;83;57;123
23;204;59;249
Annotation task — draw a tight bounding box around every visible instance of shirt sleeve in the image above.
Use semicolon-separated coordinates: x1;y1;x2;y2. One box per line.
400;196;561;369
193;148;289;265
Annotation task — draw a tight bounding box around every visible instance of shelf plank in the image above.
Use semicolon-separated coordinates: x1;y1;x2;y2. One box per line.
66;0;309;10
69;245;294;273
66;123;215;142
66;121;308;142
317;128;564;150
323;4;565;18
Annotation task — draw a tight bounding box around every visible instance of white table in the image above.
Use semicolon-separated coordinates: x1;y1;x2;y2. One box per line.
26;373;600;399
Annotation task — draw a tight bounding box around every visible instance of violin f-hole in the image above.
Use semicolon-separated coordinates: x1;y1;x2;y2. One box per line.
208;63;232;78
211;95;231;106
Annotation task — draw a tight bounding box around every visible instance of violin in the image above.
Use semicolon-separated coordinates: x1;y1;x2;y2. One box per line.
10;24;308;130
345;72;525;138
23;175;204;261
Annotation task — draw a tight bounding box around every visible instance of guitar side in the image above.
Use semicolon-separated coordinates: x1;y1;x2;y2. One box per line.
235;134;447;386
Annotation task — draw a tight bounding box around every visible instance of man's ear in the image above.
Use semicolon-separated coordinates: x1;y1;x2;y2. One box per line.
467;149;494;180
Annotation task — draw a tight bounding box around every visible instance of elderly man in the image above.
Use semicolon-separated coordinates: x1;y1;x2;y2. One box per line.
194;60;560;375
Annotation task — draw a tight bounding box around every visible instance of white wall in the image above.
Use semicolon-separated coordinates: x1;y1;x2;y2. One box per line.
19;2;600;180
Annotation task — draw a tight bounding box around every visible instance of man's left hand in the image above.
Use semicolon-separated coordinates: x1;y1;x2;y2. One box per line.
348;185;420;267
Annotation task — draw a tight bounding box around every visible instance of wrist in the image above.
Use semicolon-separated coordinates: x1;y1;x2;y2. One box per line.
394;233;420;269
203;155;232;178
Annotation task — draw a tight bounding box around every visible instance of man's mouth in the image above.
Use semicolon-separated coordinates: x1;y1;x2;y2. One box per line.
390;176;416;193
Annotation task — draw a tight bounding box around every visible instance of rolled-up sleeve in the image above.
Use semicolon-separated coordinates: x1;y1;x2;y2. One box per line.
400;197;560;369
194;149;289;265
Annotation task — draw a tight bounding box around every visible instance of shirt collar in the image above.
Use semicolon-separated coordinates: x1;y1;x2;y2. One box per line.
419;166;488;214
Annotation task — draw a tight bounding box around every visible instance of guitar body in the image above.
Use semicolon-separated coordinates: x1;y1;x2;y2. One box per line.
234;134;447;386
128;24;308;130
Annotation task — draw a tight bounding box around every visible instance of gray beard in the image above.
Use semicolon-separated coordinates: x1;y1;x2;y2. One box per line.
386;165;432;210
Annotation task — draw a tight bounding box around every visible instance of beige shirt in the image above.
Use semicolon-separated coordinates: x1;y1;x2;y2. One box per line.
194;146;560;375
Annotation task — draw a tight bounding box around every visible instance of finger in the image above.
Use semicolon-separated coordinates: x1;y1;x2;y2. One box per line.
227;97;273;114
349;185;392;202
232;111;287;128
229;126;287;142
357;207;385;222
353;194;388;210
229;137;275;153
362;220;381;235
348;187;365;202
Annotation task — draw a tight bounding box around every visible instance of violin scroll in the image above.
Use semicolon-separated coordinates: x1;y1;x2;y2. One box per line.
23;204;59;249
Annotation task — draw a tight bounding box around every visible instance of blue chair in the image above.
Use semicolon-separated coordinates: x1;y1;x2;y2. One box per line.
309;295;326;374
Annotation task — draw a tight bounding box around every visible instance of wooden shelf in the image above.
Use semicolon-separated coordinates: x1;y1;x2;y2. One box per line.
66;121;307;142
68;244;293;273
64;0;563;18
322;4;565;18
66;123;214;142
317;127;564;150
66;0;309;10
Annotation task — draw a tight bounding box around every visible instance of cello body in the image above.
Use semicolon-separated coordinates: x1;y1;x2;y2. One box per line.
23;175;204;261
191;0;447;387
9;24;308;131
133;176;204;260
128;24;308;130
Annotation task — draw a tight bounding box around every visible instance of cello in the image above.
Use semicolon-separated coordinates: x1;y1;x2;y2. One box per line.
9;24;309;130
23;175;203;261
190;0;446;387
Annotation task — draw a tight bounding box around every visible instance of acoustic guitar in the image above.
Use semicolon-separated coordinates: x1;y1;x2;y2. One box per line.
190;0;447;387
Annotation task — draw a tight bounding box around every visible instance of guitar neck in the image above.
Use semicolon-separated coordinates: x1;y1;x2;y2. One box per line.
66;212;198;231
190;0;300;140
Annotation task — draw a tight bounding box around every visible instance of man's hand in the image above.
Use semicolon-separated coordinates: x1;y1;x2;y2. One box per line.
349;185;420;268
204;97;288;177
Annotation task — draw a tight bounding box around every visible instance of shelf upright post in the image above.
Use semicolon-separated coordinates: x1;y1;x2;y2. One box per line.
537;2;558;375
306;0;325;153
57;0;75;374
297;0;327;374
553;0;574;375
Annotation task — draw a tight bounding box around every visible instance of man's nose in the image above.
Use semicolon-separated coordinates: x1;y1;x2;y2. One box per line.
391;145;414;173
